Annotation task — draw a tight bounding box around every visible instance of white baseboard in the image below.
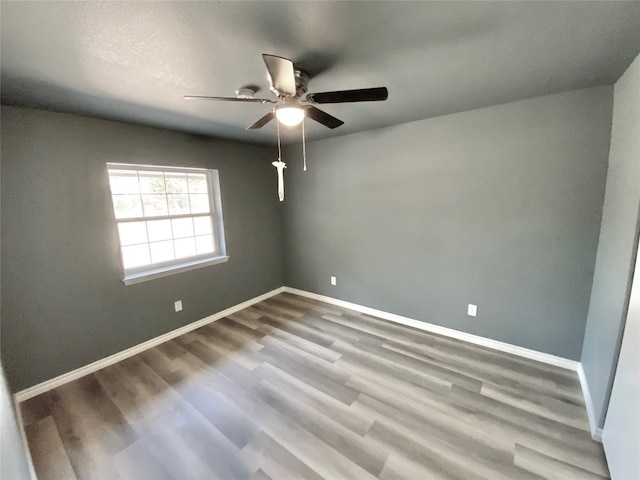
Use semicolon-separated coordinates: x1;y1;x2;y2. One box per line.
283;287;580;371
14;287;285;404
577;363;603;442
14;285;586;423
592;427;603;443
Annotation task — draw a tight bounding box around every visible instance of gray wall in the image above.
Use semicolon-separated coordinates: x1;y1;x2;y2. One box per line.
1;106;283;392
282;87;612;360
581;53;640;428
0;364;32;479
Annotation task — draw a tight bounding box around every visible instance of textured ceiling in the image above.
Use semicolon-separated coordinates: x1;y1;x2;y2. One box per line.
1;1;640;145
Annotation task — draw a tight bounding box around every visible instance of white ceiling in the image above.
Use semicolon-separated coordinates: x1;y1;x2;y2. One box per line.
1;1;639;145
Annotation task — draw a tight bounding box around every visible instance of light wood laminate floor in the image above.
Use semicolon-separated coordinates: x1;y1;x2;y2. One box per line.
20;293;609;480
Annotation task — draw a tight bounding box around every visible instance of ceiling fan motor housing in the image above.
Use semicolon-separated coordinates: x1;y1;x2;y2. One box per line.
294;69;310;97
270;68;310;98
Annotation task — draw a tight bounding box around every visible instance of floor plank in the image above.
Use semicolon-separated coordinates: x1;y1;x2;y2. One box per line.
24;416;75;480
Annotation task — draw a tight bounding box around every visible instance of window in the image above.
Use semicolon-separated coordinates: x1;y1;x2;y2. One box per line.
107;163;227;285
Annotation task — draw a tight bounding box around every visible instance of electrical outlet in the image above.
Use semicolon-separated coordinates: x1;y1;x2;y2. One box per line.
467;304;477;317
174;300;183;312
330;276;337;286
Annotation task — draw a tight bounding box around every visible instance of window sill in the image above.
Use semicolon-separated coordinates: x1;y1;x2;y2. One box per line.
122;256;230;285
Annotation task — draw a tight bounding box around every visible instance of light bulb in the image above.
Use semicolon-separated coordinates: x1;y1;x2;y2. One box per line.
275;106;305;126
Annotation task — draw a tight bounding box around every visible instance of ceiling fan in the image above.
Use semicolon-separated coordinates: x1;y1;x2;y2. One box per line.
184;54;388;130
185;54;388;202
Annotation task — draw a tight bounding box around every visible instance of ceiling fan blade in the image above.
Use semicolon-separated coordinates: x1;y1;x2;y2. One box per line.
246;112;275;130
262;54;297;97
184;95;275;104
306;87;388;104
305;106;344;129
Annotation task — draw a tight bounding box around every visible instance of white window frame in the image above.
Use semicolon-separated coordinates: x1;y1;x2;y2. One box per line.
107;163;228;285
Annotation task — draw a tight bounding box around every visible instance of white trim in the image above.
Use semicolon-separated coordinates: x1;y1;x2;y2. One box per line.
577;363;604;442
283;287;579;371
123;255;230;285
593;428;603;443
13;284;601;450
14;287;285;403
107;163;213;174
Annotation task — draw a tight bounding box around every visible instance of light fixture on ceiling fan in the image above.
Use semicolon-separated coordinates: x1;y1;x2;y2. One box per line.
275;104;305;126
185;54;388;200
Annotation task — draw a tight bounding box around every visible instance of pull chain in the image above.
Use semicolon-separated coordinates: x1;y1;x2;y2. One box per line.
302;118;307;171
272;118;286;201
